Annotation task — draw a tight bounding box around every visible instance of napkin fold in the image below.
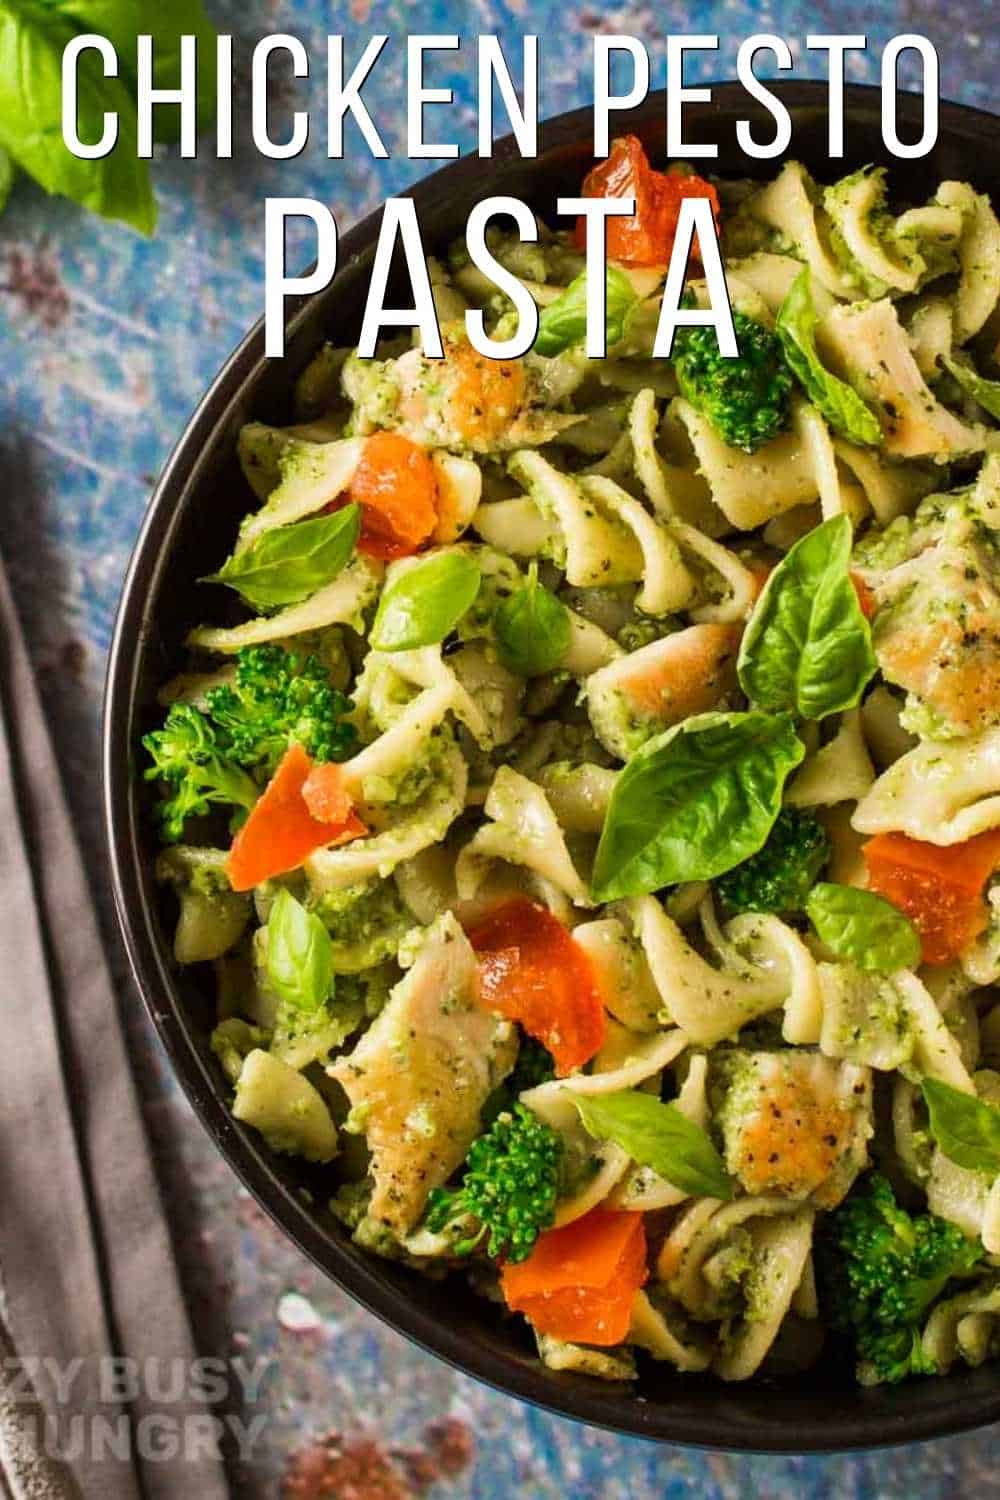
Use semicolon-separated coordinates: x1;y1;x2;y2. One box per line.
0;553;230;1500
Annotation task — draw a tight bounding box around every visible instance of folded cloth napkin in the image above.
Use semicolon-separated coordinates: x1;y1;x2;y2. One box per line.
0;552;230;1500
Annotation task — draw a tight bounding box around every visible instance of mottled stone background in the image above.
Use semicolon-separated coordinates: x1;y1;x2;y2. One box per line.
0;3;996;1494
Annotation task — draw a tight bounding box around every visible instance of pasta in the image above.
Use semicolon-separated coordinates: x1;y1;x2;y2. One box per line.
143;153;1000;1394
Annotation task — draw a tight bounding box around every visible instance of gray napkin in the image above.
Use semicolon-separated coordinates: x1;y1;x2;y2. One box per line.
0;553;230;1500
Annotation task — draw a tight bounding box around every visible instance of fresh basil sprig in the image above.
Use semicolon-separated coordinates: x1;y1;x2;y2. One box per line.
0;0;217;232
738;515;877;720
266;889;333;1014
494;564;571;676
943;354;1000;420
806;883;921;974
776;268;882;444
534;265;638;356
570;1089;732;1200
591;710;805;902
371;552;482;651
922;1078;1000;1176
207;505;360;611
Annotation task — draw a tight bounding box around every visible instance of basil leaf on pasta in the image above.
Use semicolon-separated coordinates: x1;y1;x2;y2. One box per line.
922;1078;1000;1175
266;890;333;1015
534;265;638;356
570;1090;732;1199
591;710;805;901
371;552;481;651
494;566;571;676
776;267;883;445
209;506;360;610
738;515;877;720
806;883;921;973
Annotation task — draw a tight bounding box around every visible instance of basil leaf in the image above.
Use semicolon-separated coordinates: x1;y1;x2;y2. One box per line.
494;565;571;676
776;267;882;445
943;354;1000;420
922;1078;1000;1176
208;505;360;611
534;265;638;356
266;890;333;1014
47;0;218;141
0;3;155;232
806;882;921;973
371;552;481;651
592;710;805;902
738;515;877;720
570;1089;732;1200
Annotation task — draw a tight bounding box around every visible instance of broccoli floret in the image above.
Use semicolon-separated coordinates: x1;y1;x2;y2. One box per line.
143;703;259;842
715;807;831;915
205;644;355;772
672;309;793;452
143;645;355;843
817;1173;984;1385
424;1105;563;1263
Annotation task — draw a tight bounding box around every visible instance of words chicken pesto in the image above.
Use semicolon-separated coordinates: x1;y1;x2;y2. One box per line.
144;147;1000;1390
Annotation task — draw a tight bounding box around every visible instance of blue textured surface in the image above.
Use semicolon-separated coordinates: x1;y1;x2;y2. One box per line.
1;3;997;1493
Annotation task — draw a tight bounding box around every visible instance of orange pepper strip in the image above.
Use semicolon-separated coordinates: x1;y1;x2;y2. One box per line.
574;135;720;269
301;761;354;824
466;899;607;1076
851;572;877;621
502;1209;648;1346
863;829;1000;965
226;744;366;892
340;432;439;560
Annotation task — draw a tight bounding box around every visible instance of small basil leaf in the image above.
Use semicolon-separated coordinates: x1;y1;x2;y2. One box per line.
208;505;360;610
534;265;638;356
494;566;571;676
922;1078;1000;1176
266;889;333;1014
943;354;1000;420
592;710;805;902
806;882;921;973
738;514;877;721
569;1089;732;1200
371;552;481;651
776;267;882;445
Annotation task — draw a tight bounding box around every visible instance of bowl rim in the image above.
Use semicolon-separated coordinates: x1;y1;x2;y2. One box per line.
103;79;1000;1453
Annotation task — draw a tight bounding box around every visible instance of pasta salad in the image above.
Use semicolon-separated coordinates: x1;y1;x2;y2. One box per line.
144;140;1000;1388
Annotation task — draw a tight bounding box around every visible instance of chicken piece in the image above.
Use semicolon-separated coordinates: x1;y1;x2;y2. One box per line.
329;914;517;1234
343;333;581;455
586;623;740;760
819;299;985;460
710;1049;873;1209
856;488;1000;737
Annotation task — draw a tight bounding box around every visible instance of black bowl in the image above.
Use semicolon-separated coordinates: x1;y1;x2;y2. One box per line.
104;82;1000;1452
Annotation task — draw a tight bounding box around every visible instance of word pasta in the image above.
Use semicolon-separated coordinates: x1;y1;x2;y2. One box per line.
263;193;735;360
